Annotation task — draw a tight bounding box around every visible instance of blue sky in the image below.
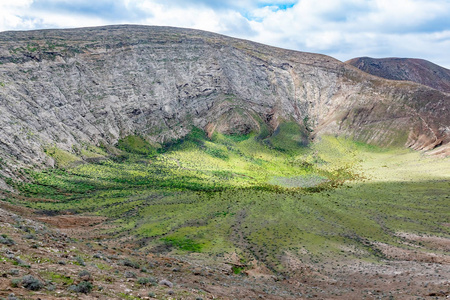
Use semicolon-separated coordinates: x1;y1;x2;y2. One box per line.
1;0;449;68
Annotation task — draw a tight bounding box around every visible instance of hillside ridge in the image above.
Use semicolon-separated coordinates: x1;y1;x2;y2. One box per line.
0;25;449;180
346;56;450;93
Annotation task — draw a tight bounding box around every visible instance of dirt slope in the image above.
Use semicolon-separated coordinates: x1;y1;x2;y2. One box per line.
1;204;449;299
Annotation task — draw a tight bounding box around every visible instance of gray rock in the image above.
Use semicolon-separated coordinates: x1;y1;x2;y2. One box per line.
159;279;173;288
0;178;13;192
0;25;448;175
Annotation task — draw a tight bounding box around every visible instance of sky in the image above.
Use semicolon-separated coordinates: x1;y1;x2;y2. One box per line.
1;0;449;68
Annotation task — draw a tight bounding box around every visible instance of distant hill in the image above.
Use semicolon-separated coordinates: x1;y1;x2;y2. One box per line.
346;57;450;93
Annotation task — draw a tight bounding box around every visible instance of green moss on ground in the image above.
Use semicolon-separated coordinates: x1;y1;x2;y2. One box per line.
3;128;449;272
117;135;157;156
45;147;82;168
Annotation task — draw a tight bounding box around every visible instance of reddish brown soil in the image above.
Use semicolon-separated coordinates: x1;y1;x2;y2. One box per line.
1;204;449;299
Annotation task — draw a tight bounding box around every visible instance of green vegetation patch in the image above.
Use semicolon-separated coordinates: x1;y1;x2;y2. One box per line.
161;236;203;252
3;127;449;274
232;265;245;275
223;133;252;143
163;126;207;150
117;135;157;156
41;271;74;286
45;147;82;168
269;174;328;188
264;121;309;153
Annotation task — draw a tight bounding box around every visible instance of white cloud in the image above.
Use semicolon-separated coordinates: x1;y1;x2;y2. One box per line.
0;0;34;31
245;0;450;67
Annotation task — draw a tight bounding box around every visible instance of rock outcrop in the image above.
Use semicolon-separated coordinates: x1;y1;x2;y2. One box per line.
346;57;450;93
0;25;449;175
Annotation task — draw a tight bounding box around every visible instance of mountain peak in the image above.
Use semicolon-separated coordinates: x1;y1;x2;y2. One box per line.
346;56;450;93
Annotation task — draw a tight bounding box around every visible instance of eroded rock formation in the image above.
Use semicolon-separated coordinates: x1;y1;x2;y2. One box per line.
0;25;449;176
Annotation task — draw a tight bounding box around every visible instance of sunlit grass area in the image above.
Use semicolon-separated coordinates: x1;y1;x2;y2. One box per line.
2;126;449;273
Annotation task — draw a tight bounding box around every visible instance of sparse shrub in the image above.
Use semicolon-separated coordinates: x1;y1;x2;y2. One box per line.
137;277;148;285
10;278;21;288
21;275;44;291
124;271;136;278
0;235;15;245
19;226;31;233
24;234;35;240
78;270;91;280
120;258;140;269
74;256;85;266
148;292;156;297
13;257;29;268
68;281;93;294
8;269;19;276
7;293;18;300
137;276;156;285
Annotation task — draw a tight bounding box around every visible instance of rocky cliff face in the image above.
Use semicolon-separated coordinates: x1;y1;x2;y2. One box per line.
346;57;450;93
0;25;449;177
